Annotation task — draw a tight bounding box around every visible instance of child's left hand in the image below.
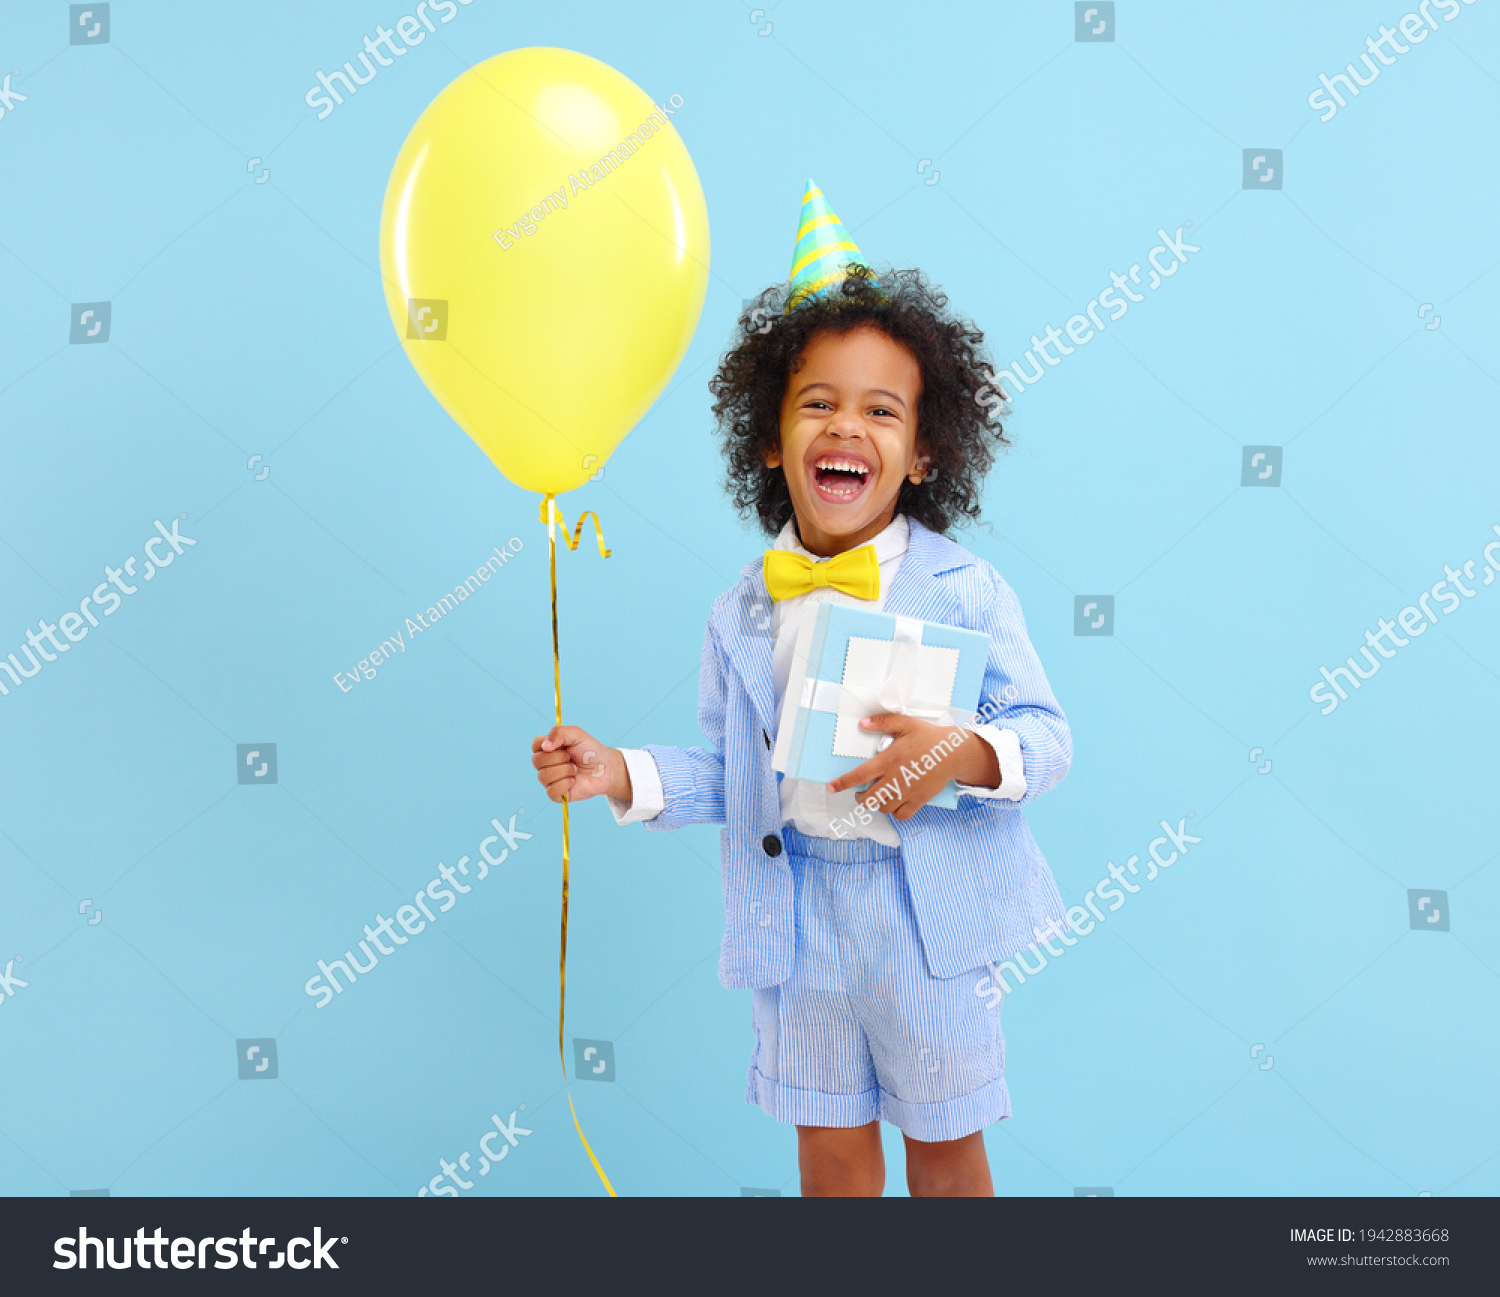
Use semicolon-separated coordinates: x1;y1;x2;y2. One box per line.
825;713;1000;821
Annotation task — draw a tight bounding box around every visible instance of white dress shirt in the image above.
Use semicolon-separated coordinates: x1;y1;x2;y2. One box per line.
608;513;1027;840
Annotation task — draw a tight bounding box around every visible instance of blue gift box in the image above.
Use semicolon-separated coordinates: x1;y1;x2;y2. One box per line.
771;602;991;808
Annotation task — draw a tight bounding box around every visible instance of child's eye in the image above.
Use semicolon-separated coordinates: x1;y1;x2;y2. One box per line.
870;407;897;418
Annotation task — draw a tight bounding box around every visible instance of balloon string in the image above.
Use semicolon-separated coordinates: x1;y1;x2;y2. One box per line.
545;493;617;1198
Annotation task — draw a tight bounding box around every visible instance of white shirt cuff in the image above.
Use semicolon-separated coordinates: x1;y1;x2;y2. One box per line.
954;725;1027;802
606;748;665;824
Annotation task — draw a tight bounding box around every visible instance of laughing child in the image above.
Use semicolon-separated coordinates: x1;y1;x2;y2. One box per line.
531;181;1071;1197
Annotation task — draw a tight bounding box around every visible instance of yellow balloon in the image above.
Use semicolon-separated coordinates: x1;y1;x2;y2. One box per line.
379;48;710;497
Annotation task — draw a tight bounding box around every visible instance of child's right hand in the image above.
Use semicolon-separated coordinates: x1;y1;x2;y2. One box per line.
530;726;632;805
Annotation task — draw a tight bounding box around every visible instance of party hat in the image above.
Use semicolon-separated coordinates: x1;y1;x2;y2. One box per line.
786;179;881;310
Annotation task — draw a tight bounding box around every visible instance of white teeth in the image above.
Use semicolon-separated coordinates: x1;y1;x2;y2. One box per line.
812;456;870;501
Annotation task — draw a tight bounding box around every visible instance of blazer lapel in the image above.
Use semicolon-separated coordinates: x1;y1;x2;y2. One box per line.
712;556;778;739
884;517;975;624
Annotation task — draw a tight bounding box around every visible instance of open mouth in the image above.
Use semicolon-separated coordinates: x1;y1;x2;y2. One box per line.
809;454;872;504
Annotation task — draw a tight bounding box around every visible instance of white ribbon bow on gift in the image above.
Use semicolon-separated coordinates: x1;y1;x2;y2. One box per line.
797;614;975;752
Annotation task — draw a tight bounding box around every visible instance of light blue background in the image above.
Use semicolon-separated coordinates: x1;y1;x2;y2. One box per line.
2;0;1497;1197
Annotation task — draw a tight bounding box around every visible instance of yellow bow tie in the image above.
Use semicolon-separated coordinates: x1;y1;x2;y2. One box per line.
763;544;880;602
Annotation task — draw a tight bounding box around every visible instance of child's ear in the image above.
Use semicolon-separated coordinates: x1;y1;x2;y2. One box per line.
763;444;783;470
908;441;933;485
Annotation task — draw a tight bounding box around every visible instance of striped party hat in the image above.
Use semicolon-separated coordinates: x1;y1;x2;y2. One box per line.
786;179;881;311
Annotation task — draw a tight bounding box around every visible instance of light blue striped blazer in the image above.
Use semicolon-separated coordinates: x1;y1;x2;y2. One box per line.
642;516;1072;989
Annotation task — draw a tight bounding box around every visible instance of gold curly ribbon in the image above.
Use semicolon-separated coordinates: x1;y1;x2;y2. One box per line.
541;494;616;1196
542;495;612;558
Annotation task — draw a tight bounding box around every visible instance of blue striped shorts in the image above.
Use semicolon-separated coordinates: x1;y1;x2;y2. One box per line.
747;825;1010;1142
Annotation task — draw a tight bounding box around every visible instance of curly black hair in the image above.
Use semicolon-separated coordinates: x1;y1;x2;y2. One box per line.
708;264;1009;538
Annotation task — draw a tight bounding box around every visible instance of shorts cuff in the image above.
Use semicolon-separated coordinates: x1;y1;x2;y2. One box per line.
880;1074;1012;1142
747;1065;881;1129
